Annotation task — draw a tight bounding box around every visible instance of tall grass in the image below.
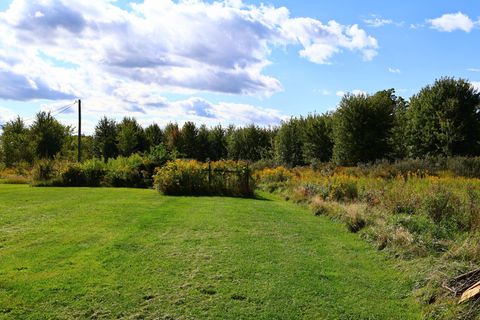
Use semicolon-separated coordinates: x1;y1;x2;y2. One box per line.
256;165;480;319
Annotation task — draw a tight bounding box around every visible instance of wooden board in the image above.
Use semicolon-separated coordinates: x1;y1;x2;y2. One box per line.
459;281;480;304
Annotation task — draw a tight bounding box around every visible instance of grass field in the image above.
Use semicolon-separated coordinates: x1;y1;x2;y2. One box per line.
0;185;420;319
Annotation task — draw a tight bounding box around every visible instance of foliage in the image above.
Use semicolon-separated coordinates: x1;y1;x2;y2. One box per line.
274;118;304;167
145;123;163;148
302;113;334;163
154;160;254;197
332;90;397;165
30;111;71;159
226;125;274;161
256;164;480;318
0;117;34;167
93;116;118;161
405;77;480;157
116;117;148;157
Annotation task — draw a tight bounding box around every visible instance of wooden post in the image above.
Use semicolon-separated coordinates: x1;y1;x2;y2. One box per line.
208;160;212;186
77;99;82;163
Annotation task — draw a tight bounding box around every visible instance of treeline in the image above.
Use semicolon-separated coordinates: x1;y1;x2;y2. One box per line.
1;77;480;168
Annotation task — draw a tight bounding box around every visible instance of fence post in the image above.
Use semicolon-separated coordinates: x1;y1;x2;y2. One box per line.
208;160;212;186
245;162;250;191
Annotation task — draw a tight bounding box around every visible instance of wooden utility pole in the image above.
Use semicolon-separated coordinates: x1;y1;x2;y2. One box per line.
78;99;81;162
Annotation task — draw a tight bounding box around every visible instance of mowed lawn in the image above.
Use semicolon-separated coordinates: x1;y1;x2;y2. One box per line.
0;185;420;319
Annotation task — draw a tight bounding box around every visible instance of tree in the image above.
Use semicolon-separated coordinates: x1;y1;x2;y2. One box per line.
208;125;227;160
180;121;198;159
93;117;118;161
227;125;273;161
302;113;334;163
163;123;182;154
30;112;71;159
117;117;147;156
332;90;396;165
0;117;33;166
196;125;210;161
145;124;163;149
275;118;304;167
405;77;480;157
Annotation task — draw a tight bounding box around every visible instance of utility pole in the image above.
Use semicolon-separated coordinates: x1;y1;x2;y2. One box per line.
78;99;81;163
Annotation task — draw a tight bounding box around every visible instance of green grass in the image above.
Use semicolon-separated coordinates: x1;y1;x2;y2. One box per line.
0;185;420;319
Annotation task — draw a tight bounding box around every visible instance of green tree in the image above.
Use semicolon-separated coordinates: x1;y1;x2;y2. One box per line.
0;117;33;166
302;114;334;163
275;118;305;167
208;125;227;161
180;122;198;159
116;117;147;156
196;125;211;161
332;90;396;165
30;112;71;159
227;125;273;161
405;77;480;157
145;124;163;149
163;123;182;154
93;117;118;161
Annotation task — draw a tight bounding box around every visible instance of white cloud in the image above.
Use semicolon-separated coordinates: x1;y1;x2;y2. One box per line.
0;106;17;126
0;0;378;102
467;68;480;72
472;81;480;91
0;0;379;128
336;89;366;97
428;12;474;32
388;67;401;74
364;17;393;28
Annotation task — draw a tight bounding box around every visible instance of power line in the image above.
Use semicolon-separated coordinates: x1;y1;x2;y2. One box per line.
22;100;78;123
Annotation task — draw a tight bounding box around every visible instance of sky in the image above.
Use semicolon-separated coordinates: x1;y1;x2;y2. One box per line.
0;0;479;133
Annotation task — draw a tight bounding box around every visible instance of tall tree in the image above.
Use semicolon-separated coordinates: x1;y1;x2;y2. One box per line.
163;123;182;154
405;77;480;157
302;113;334;163
227;125;273;161
0;117;33;166
196;125;210;161
30;112;71;159
93;117;118;161
180;121;198;159
332;90;396;165
145;123;163;149
208;125;227;161
116;117;147;156
275;118;305;167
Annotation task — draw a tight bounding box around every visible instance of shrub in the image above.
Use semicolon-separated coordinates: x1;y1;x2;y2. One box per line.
447;157;480;178
422;187;464;230
154;160;254;197
32;159;55;184
255;166;293;184
105;154;151;188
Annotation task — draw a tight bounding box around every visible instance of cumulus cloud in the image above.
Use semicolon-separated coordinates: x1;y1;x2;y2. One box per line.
0;0;378;99
428;12;475;32
0;69;75;101
0;0;379;128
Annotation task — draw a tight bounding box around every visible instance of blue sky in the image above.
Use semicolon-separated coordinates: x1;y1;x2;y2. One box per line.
0;0;479;133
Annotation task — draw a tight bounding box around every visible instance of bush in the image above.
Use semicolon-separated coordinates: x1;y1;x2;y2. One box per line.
154;160;254;197
32;160;55;184
104;154;152;188
255;166;293;184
